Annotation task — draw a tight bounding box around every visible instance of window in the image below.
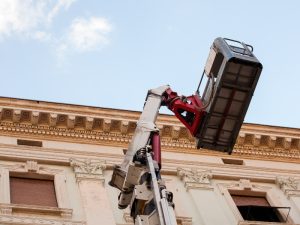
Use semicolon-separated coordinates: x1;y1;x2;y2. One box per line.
218;179;293;224
0;161;72;221
231;194;289;222
10;177;58;207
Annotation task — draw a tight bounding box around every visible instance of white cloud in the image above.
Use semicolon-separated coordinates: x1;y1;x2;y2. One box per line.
0;0;75;39
32;31;53;42
55;17;112;63
0;0;112;61
0;0;46;37
66;17;112;52
47;0;76;24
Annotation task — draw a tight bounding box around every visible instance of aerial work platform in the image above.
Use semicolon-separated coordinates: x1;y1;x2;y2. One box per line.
109;37;263;225
195;38;263;153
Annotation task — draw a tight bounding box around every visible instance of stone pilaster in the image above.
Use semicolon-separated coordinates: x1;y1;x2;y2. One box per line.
70;158;106;182
70;158;115;225
177;168;233;225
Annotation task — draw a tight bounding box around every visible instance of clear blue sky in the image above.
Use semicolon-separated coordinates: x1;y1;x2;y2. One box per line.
0;1;299;128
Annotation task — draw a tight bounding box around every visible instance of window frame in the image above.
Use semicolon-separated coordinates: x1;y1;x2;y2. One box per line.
0;161;71;218
230;193;289;222
217;179;293;224
9;175;58;207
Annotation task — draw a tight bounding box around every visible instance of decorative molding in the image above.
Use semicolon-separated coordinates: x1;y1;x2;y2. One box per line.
0;205;12;215
70;158;106;182
7;160;62;175
218;179;272;193
12;110;21;123
0;161;71;210
85;117;93;130
24;160;39;173
0;104;299;160
67;116;75;129
50;113;58;127
177;167;213;190
120;121;129;134
171;126;180;139
103;119;111;133
276;176;300;198
31;111;39;125
217;179;275;222
123;213;192;225
176;216;193;225
0;203;72;218
0;214;85;225
238;222;295;225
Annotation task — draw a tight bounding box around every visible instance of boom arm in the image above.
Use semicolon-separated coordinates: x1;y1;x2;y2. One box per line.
109;85;205;225
109;37;263;225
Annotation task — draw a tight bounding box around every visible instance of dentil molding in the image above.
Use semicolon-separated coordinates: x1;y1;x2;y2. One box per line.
0;100;299;160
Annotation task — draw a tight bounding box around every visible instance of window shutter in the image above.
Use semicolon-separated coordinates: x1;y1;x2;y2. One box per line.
231;195;270;207
10;177;58;207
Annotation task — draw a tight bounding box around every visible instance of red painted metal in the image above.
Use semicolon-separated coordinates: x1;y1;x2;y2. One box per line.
163;88;206;136
152;132;161;168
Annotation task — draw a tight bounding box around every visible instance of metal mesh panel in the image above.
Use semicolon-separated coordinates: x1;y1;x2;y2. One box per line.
196;37;262;153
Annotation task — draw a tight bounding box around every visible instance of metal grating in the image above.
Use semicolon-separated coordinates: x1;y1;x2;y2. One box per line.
196;37;263;153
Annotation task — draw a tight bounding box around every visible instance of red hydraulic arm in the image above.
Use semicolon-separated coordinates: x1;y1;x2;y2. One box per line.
162;88;206;137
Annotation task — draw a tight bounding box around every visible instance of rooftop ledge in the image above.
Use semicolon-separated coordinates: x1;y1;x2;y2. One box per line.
0;97;299;161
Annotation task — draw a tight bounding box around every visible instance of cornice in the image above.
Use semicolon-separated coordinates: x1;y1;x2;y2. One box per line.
0;143;300;181
0;98;299;161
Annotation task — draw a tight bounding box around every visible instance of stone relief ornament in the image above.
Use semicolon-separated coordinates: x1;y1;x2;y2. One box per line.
177;167;213;190
6;160;62;175
276;176;300;197
217;179;272;193
25;160;39;173
70;158;106;181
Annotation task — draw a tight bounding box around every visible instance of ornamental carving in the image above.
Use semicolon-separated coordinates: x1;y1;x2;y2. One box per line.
123;213;192;225
238;221;294;225
177;167;213;190
176;216;193;225
276;176;300;197
7;160;62;175
0;214;85;225
70;158;106;181
8;161;40;173
0;203;72;219
0;104;300;161
218;179;272;193
25;160;39;173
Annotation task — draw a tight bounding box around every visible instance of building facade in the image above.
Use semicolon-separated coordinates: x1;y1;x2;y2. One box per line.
0;97;299;225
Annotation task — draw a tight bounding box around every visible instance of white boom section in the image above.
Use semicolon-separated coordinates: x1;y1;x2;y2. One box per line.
110;85;177;225
120;85;170;170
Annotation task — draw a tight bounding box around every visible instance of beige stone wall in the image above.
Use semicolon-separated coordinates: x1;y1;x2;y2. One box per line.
0;97;299;225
